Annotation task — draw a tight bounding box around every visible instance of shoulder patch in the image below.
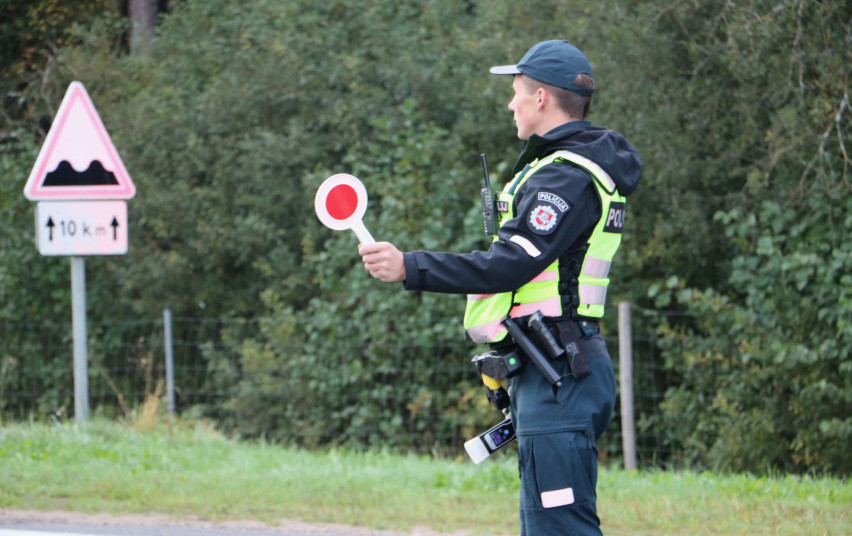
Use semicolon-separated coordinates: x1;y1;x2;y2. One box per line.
527;191;571;235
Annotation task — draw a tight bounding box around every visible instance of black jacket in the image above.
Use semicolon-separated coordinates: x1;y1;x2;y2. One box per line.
402;120;642;299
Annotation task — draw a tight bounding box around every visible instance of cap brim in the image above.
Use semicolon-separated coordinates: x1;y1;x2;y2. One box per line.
489;64;521;75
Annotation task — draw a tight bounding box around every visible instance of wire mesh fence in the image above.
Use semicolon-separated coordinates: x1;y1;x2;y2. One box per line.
0;305;686;467
1;316;226;420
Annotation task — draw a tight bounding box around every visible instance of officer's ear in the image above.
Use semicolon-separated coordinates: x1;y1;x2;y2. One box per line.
536;87;550;111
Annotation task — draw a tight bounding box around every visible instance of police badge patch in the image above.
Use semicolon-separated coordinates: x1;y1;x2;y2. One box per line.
527;191;570;235
530;205;558;233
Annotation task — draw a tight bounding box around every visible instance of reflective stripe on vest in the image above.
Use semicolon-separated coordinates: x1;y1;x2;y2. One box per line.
570;151;625;318
463;150;626;343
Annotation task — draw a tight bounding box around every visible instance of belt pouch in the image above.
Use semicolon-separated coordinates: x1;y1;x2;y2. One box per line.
558;323;592;380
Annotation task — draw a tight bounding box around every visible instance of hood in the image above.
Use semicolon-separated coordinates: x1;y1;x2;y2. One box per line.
514;121;642;197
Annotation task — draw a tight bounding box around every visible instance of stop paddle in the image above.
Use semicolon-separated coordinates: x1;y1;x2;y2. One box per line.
314;173;375;244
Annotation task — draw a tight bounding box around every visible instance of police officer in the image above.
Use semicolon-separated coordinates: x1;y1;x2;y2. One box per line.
359;40;642;535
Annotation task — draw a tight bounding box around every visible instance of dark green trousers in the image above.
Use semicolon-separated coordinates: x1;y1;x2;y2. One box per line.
511;321;616;535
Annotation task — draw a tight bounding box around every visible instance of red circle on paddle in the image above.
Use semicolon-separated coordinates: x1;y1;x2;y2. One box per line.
326;184;358;221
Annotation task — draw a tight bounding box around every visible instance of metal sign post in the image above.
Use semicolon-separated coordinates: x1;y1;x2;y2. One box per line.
71;257;89;421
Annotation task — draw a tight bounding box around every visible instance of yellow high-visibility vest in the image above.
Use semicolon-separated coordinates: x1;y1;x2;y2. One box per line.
464;150;626;343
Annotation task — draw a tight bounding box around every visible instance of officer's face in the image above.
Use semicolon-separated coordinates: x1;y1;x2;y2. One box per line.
508;75;540;140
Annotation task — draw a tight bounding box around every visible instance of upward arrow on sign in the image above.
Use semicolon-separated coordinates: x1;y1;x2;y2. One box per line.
23;81;136;201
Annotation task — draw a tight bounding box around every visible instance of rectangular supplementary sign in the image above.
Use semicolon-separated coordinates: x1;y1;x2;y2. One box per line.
35;200;128;256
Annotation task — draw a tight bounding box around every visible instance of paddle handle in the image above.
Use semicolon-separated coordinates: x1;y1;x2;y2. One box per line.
351;220;375;245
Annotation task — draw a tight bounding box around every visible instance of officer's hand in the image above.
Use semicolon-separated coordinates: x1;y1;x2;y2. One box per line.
359;242;406;282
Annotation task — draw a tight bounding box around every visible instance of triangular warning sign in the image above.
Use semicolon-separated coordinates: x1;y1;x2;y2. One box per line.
23;81;136;201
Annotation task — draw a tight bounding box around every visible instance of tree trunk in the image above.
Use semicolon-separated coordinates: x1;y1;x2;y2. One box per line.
129;0;157;56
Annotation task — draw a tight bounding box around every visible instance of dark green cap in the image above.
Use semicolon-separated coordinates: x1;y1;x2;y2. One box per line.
490;40;594;96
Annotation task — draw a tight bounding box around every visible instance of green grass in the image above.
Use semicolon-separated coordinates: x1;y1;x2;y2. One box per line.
0;420;849;535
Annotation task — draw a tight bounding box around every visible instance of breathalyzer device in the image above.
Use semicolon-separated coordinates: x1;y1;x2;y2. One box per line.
464;415;516;464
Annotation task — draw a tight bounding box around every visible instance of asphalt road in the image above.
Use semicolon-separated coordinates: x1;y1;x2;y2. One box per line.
0;528;328;536
0;512;462;536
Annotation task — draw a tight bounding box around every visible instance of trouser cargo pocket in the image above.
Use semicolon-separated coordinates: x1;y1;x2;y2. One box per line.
518;428;602;536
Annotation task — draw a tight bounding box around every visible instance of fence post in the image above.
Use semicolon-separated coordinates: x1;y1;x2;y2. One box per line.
618;301;637;471
163;307;175;421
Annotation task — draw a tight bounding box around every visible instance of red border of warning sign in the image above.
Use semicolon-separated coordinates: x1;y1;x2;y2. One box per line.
23;81;136;201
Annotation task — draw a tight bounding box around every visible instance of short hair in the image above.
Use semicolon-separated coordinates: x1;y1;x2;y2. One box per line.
521;73;595;119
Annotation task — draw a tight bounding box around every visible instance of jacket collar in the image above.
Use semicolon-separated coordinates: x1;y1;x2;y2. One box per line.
513;121;592;174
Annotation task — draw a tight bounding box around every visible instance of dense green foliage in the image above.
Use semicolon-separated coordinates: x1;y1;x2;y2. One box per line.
1;0;850;474
636;1;852;475
657;190;852;475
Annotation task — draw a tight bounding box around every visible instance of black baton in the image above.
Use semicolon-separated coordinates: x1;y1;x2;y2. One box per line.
502;317;562;387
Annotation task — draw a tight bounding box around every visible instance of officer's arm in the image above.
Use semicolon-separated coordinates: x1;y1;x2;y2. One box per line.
402;164;598;294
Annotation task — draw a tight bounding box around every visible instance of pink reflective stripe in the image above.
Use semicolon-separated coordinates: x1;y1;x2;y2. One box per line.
467;271;555;301
529;270;558;284
579;284;607;305
583;257;612;279
510;297;561;318
467;295;562;342
466;320;507;343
